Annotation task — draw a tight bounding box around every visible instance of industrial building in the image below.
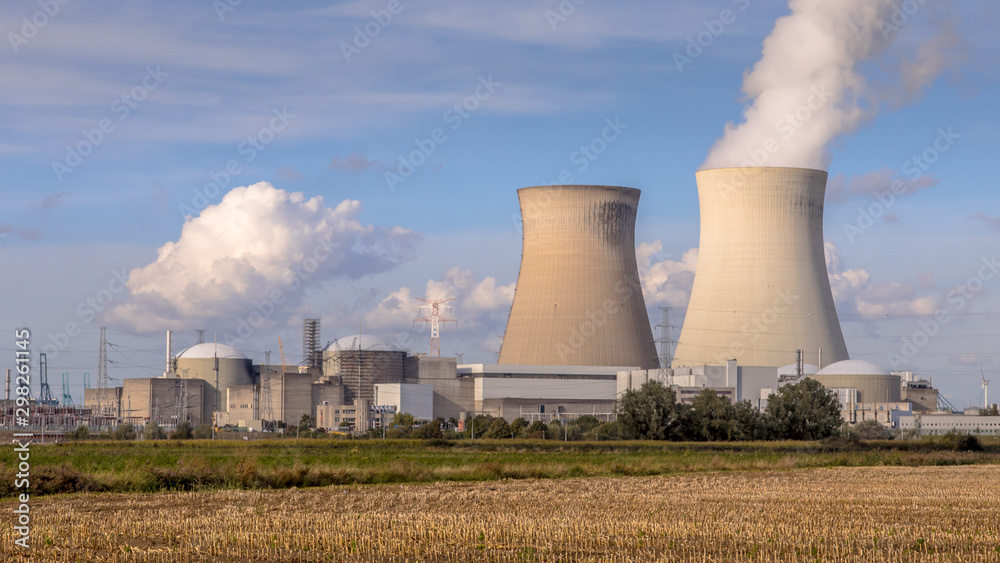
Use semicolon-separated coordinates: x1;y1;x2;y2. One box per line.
499;185;659;369
899;413;1000;436
673;167;850;369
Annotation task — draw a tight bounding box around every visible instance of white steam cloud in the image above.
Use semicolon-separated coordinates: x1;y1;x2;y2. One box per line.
108;182;419;331
702;0;959;170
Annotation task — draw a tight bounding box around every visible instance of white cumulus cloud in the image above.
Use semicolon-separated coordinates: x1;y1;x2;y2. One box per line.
636;240;698;307
107;182;419;331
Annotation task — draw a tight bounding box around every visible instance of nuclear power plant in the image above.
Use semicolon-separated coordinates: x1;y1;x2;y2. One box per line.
6;170;987;439
499;185;659;369
673;167;849;369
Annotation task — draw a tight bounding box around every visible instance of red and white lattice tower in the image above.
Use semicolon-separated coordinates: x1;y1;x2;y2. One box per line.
414;297;457;357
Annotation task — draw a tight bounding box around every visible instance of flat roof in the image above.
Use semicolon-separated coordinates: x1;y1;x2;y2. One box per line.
457;364;639;376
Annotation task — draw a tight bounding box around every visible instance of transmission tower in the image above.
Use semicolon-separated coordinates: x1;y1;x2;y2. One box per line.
61;372;73;406
261;351;273;430
38;353;57;405
414;297;457;357
196;329;206;344
97;327;108;417
656;307;675;372
303;318;321;369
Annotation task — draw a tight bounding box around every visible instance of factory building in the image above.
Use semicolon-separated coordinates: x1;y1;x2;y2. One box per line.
458;363;627;422
899;413;1000;436
673;167;850;369
499;185;659;369
404;355;466;420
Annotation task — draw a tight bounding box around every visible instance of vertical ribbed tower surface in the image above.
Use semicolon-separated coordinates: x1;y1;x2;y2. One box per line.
498;185;659;369
672;167;849;369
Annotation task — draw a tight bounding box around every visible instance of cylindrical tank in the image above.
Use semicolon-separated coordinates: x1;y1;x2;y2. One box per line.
322;335;405;403
498;185;659;368
673;167;849;368
175;343;253;421
809;360;900;403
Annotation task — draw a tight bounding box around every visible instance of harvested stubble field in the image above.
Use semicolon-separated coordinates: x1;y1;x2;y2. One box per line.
3;465;999;562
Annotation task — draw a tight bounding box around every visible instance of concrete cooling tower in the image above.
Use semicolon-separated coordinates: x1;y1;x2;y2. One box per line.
673;167;849;369
498;185;659;369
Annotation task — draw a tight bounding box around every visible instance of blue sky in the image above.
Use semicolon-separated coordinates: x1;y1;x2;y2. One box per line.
2;0;998;408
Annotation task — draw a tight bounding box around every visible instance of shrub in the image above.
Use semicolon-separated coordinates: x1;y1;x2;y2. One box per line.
193;424;214;439
113;423;137;441
170;421;193;440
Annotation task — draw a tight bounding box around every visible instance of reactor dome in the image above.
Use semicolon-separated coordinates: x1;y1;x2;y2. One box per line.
175;342;247;359
815;360;889;376
324;334;400;352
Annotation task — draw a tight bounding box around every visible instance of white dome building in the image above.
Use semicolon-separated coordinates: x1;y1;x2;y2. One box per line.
809;360;900;403
175;343;254;421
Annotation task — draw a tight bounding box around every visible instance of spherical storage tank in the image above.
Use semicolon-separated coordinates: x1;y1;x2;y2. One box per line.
808;360;900;403
175;343;253;413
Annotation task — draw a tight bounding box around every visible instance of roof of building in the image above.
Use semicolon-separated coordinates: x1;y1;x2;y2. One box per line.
176;343;247;360
815;359;890;377
324;334;400;352
777;363;819;377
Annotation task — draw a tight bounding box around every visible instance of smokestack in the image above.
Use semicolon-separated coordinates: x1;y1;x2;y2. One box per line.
673;167;849;368
499;185;659;368
5;369;9;401
797;350;803;377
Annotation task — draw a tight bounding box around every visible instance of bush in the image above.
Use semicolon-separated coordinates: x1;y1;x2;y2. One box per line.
113;423;136;441
765;378;842;440
616;381;681;440
941;430;983;452
524;421;548;440
510;417;529;437
193;424;214;439
66;426;90;441
481;417;512;439
144;421;167;440
852;419;893;440
596;420;623;440
169;421;193;440
412;419;443;439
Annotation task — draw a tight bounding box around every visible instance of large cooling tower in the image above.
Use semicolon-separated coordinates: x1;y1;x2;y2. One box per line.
673;167;849;368
498;185;659;369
